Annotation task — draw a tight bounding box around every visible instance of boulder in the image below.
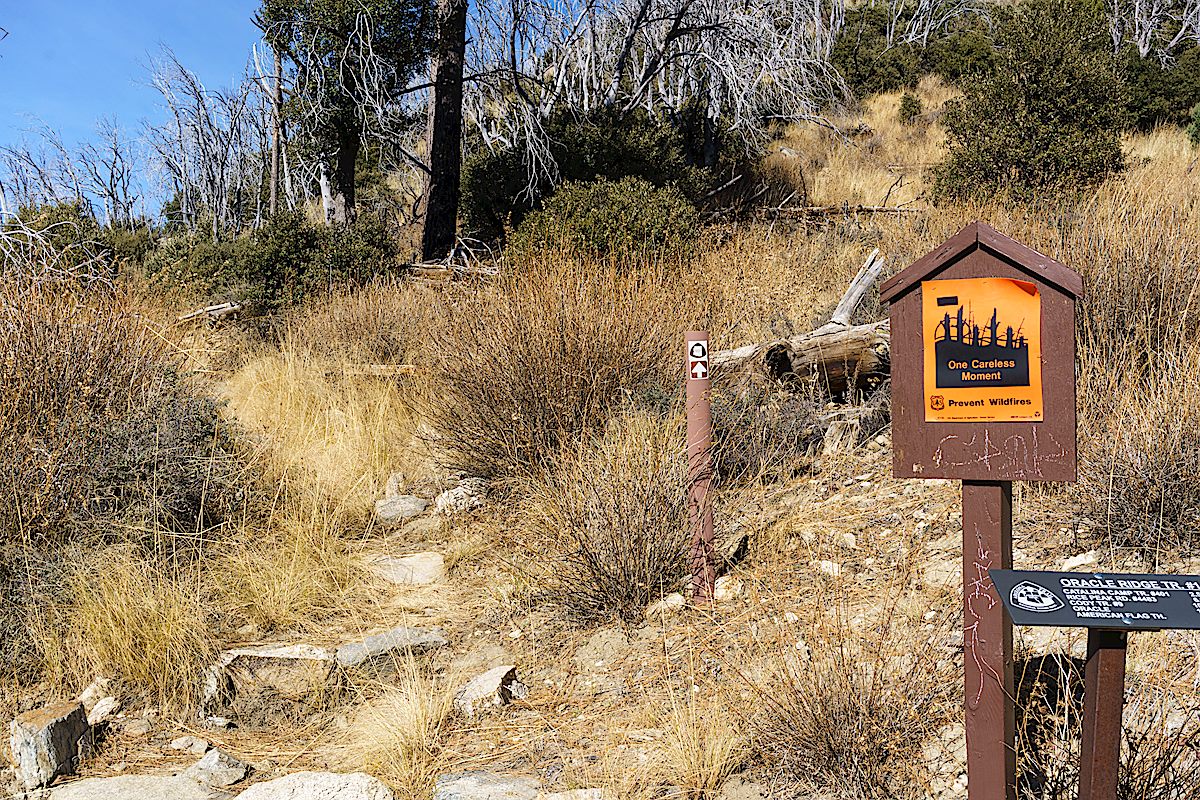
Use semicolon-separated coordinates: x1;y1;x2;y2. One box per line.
713;576;743;602
183;749;249;788
434;772;540;800
366;553;445;586
454;666;529;717
119;718;153;737
374;495;429;525
236;771;395;800
49;775;227;800
336;626;449;667
169;736;210;755
435;479;488;516
201;644;335;714
9;701;91;789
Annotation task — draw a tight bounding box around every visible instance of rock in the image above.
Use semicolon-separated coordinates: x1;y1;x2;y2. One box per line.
201;644;335;714
119;718;152;737
374;495;429;525
336;626;449;667
434;772;540;800
539;791;606;800
49;775;226;800
9;701;91;789
574;628;628;673
435;479;488;516
85;697;119;727
837;532;858;550
76;679;111;712
646;593;686;621
183;749;249;788
169;736;210;755
713;575;743;603
454;666;529;717
237;771;395;800
813;560;842;578
366;552;445;586
384;473;407;499
1061;550;1098;571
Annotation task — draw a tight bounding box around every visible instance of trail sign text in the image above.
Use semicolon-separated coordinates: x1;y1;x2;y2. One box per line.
991;569;1200;631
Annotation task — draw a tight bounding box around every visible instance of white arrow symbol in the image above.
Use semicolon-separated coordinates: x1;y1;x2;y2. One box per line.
691;361;708;379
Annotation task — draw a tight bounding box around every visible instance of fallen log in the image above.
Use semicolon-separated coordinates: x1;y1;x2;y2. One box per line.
712;249;891;396
176;301;242;323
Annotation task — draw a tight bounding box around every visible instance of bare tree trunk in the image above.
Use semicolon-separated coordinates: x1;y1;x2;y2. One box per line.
270;48;283;217
330;134;358;225
422;0;469;261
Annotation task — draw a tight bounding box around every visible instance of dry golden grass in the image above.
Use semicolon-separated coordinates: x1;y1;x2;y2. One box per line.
345;661;457;800
654;694;749;799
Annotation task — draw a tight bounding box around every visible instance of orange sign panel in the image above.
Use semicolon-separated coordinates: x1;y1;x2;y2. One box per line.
922;277;1043;422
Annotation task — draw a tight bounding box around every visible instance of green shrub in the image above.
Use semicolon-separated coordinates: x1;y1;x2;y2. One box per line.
1189;105;1200;147
898;92;923;125
507;177;700;265
143;211;399;310
1123;45;1200;131
461;108;713;241
934;0;1128;201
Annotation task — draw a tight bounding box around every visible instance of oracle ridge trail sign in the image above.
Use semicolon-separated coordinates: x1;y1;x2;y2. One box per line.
882;221;1083;800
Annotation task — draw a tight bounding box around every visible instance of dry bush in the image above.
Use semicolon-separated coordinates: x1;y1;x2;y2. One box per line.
347;661;456;800
33;548;217;711
424;259;685;479
1015;654;1200;799
711;387;825;484
656;695;749;798
520;410;689;623
282;279;446;366
751;600;958;799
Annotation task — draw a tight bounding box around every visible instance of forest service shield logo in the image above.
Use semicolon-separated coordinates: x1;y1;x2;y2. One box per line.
1009;581;1065;613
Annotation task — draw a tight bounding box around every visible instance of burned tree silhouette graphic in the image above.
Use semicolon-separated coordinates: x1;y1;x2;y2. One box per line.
933;296;1030;388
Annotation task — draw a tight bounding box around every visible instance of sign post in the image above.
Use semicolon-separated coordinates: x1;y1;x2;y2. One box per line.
685;331;715;601
881;222;1083;800
990;568;1200;800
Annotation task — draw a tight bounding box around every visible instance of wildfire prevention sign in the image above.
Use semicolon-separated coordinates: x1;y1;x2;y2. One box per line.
922;277;1043;422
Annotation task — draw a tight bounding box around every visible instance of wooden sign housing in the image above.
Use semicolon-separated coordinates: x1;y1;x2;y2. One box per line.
881;222;1082;483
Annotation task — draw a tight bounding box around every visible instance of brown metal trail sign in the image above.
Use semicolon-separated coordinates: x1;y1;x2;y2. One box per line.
881;222;1082;800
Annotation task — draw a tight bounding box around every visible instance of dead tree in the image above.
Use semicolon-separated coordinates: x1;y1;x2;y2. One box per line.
712;249;890;397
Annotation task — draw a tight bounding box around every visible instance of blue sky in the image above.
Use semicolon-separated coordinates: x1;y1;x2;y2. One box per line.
0;1;261;148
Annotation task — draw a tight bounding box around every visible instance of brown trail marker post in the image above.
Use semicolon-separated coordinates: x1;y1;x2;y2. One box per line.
881;222;1082;800
686;331;716;601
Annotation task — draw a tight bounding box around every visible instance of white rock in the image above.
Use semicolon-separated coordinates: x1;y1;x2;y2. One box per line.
435;479;488;516
76;679;111;711
713;576;743;602
366;552;445;586
434;772;540;800
454;666;529;717
169;736;210;755
374;495;429;524
120;718;152;737
183;748;248;788
49;775;226;800
9;701;91;789
646;593;687;620
814;560;842;578
837;532;858;550
85;697;120;727
1061;551;1098;571
237;772;394;800
783;611;800;624
336;626;448;667
539;791;607;800
200;644;335;714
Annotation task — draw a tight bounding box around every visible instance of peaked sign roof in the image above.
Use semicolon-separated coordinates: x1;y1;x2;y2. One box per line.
879;221;1084;303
